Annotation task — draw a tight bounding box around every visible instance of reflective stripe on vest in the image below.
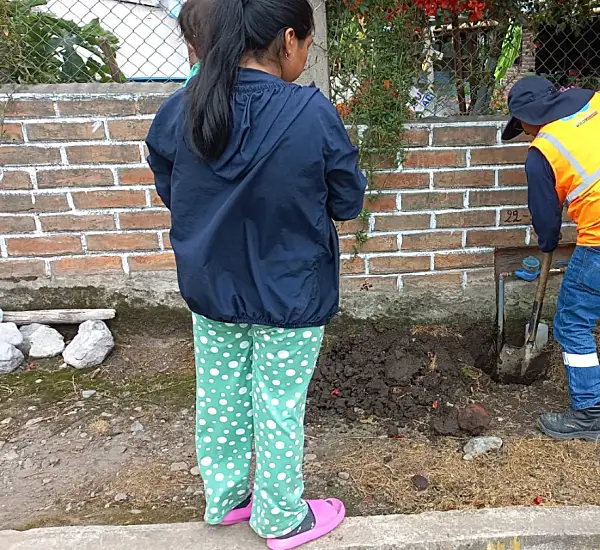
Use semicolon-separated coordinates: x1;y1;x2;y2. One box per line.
536;131;600;205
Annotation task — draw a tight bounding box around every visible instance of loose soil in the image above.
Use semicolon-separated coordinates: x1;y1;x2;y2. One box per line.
1;315;599;532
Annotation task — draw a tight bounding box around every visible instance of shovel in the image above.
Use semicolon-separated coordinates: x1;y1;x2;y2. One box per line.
495;252;553;383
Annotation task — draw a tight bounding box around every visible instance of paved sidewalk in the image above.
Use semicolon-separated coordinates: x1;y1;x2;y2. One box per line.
3;506;600;549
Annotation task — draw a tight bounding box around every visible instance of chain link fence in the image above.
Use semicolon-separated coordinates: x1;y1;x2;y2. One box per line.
1;0;599;118
0;0;189;85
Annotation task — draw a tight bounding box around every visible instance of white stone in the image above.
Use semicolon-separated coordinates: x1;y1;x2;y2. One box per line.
63;321;114;369
20;324;65;359
0;323;23;347
170;461;188;472
82;390;97;399
463;436;503;458
190;466;200;476
1;450;19;461
0;341;24;374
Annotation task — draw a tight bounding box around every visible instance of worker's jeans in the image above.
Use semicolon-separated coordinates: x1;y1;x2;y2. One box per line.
554;246;600;409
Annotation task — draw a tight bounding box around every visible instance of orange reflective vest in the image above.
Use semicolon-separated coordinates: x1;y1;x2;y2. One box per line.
531;93;600;247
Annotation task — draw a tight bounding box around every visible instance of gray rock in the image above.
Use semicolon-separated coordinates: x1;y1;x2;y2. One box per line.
82;390;97;399
0;323;23;348
170;461;189;472
189;466;200;476
0;341;24;374
463;436;503;459
114;492;128;502
1;450;19;461
20;324;65;359
130;421;144;434
63;321;114;369
338;471;350;481
304;454;317;462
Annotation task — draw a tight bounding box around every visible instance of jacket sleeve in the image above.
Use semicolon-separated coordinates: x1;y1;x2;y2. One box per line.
146;120;174;210
318;97;367;221
526;147;562;253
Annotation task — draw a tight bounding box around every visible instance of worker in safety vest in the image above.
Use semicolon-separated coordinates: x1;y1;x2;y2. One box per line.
503;75;600;441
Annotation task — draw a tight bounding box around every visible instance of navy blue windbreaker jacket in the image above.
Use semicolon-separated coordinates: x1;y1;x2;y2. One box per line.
146;69;367;328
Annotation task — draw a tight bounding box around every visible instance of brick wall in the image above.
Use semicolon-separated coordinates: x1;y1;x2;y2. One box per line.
0;85;574;293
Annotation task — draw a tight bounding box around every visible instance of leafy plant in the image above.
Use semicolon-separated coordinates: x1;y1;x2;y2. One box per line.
0;0;122;84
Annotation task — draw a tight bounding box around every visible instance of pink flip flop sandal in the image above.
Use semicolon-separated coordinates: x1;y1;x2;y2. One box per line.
266;498;346;550
220;494;253;525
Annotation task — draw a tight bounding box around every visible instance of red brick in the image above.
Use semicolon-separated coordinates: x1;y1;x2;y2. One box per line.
0;216;36;234
341;257;365;274
371;172;429;190
87;232;159;252
434;170;494;188
369;255;431;274
341;276;398;292
33;194;70;212
128;252;176;271
162;231;172;249
118;167;154;186
2;100;54;118
120;211;170;230
108;119;152;141
6;235;82;256
432;126;496;146
470;146;528;166
336;218;368;236
66;145;141;165
0;147;61;166
0;259;46;280
498;169;527;187
402;231;462;251
57;100;136;117
37;168;113;188
559;226;577;243
434;251;494;270
373;214;430;231
499;207;531;226
402;192;463;211
436;210;496;228
0;124;24;143
0;195;33;213
52;256;124;276
402;272;463;289
340;235;398;254
0;171;31;190
149;190;165;207
404;128;430;147
137;96;168;115
361;152;398;170
26;122;106;142
40;214;115;232
403;150;466;169
364;194;397;212
72;190;146;209
469;189;527;207
466;228;527;247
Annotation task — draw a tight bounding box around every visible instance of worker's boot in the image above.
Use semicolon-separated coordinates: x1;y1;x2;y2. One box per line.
538;405;600;441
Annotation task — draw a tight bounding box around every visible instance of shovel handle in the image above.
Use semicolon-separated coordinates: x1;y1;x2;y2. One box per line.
526;252;553;345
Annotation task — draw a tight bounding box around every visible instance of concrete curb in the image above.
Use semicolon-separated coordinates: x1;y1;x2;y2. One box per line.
3;506;600;549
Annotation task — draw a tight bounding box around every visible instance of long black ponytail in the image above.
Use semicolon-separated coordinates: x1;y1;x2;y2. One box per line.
186;0;314;161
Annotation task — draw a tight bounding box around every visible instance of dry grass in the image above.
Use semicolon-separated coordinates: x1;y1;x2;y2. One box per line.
321;437;600;513
411;325;463;339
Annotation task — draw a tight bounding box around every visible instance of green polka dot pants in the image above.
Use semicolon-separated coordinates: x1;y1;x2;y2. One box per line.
193;314;324;538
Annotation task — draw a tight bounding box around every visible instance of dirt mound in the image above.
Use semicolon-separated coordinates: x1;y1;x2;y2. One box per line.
308;324;494;433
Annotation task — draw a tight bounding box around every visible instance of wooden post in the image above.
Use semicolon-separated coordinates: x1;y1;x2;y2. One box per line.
2;309;116;325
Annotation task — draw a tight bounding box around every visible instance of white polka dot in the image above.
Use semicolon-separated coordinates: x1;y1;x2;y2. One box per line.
217;436;227;444
266;352;275;360
215;473;224;482
200;457;212;466
266;420;276;430
229;360;239;368
271;398;279;406
277;473;286;481
207;408;217;415
235;333;242;339
295;377;303;384
301;360;308;367
286;369;296;376
245;452;252;460
236;428;245;435
239;387;248;395
277;350;290;359
210;368;219;376
275;442;285;450
208;330;216;336
240;341;250;349
210;347;218;353
203;436;211;443
285;450;293;458
303;331;312;338
200;336;208;345
272;507;281;514
286;400;295;408
227;462;235;469
197;388;205;397
263;334;271;341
